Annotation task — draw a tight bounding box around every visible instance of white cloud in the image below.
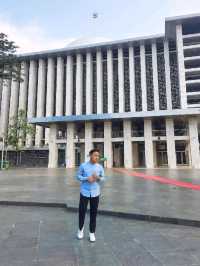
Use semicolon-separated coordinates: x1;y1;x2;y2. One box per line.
167;0;200;16
0;15;74;53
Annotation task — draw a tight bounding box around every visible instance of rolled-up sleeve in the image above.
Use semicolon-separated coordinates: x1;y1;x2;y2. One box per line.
76;164;88;182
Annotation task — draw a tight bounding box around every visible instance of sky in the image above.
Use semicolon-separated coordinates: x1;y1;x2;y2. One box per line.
0;0;200;53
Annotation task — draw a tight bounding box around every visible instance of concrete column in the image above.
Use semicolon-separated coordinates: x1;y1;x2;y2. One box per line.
65;55;73;115
76;54;83;115
86;52;93;115
176;24;187;109
189;117;200;168
35;59;46;147
123;120;133;168
45;57;55;144
144;118;154;168
164;40;172;110
107;48;113;113
85;121;93;161
104;121;112;168
152;41;159;111
18;61;29;113
132;143;139;167
96;50;103;114
0;79;2;115
9;72;20;123
0;79;11;137
129;46;135;112
56;57;64;116
118;47;124;113
166;118;176;168
66;122;75;168
26;60;37;147
140;44;147;111
48;124;58;168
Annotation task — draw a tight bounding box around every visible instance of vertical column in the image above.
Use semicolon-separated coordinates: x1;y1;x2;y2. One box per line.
164;40;172;110
9;70;20;123
166;118;176;168
96;50;103;114
56;57;64;116
35;59;46;147
0;79;11;137
140;44;147;111
85;121;93;161
176;24;187;109
65;55;73;115
66;122;75;168
104;121;112;168
129;46;135;112
18;61;29;113
144;118;154;168
152;41;159;111
45;57;55;144
48;124;58;168
123;120;133;168
86;51;93;115
189;117;200;168
107;48;113;113
76;54;83;115
26;60;37;147
118;47;124;113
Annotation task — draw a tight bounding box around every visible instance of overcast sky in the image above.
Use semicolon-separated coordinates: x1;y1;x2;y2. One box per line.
1;0;200;52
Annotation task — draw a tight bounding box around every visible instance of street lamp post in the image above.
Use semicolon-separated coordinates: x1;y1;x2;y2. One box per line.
0;136;5;170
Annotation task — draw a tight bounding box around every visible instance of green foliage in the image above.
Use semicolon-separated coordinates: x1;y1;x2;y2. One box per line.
0;32;22;82
7;109;35;151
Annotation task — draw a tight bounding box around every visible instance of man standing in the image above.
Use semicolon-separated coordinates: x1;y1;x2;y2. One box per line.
76;148;105;242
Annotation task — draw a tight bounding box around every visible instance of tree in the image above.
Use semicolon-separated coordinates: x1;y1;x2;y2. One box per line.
0;32;22;82
7;110;35;165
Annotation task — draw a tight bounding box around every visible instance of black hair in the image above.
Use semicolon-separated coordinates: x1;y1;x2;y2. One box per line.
89;148;100;156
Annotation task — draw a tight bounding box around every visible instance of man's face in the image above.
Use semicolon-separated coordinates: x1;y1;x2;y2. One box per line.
90;151;100;163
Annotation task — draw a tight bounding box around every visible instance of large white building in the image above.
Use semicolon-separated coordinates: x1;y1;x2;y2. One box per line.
1;14;200;168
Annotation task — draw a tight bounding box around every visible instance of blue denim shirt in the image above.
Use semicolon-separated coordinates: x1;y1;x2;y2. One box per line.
76;161;105;197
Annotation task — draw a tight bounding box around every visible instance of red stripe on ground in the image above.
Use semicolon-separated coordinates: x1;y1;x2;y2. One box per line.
114;168;200;191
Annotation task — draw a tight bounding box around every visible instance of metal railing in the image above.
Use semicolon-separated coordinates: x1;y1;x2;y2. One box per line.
152;129;166;136
93;131;104;138
112;131;124;138
131;130;144;137
174;129;188;136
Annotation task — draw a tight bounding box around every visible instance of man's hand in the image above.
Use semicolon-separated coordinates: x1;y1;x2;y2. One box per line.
87;175;95;183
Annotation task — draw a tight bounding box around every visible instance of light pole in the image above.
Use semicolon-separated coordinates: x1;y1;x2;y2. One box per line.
0;136;5;170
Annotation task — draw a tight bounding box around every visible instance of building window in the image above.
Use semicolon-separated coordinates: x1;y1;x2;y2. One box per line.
134;46;142;111
82;54;86;114
72;56;76;115
113;49;119;113
102;51;108;113
145;45;154;111
92;54;97;114
124;48;130;112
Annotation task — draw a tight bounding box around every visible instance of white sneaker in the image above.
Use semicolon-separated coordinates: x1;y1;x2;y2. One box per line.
77;227;84;239
89;232;96;242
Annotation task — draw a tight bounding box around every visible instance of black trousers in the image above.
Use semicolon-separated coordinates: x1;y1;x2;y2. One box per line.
79;193;99;233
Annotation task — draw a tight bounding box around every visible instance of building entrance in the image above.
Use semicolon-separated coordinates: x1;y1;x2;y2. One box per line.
112;142;124;167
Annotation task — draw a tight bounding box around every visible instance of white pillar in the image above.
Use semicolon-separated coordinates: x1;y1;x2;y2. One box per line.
107;48;113;114
86;52;93;115
129;46;135;112
96;50;103;114
164;40;172;110
0;79;11;137
85;121;93;161
76;54;83;115
66;122;75;168
0;79;2;115
152;41;159;111
26;60;37;147
118;47;124;113
18;61;29;113
9;73;20;123
123;120;133;168
176;24;187;109
56;57;64;116
48;124;58;168
35;59;46;147
140;44;147;111
45;57;55;144
104;121;112;168
189;117;200;168
144;118;154;168
166;118;176;168
65;55;73;115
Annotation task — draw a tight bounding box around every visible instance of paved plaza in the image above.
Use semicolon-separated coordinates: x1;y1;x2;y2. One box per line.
0;168;200;221
1;205;200;266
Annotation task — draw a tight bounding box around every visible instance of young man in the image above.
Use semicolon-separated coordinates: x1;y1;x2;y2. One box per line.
76;148;105;242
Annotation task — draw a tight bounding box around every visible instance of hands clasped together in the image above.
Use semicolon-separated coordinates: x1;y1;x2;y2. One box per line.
87;173;100;183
